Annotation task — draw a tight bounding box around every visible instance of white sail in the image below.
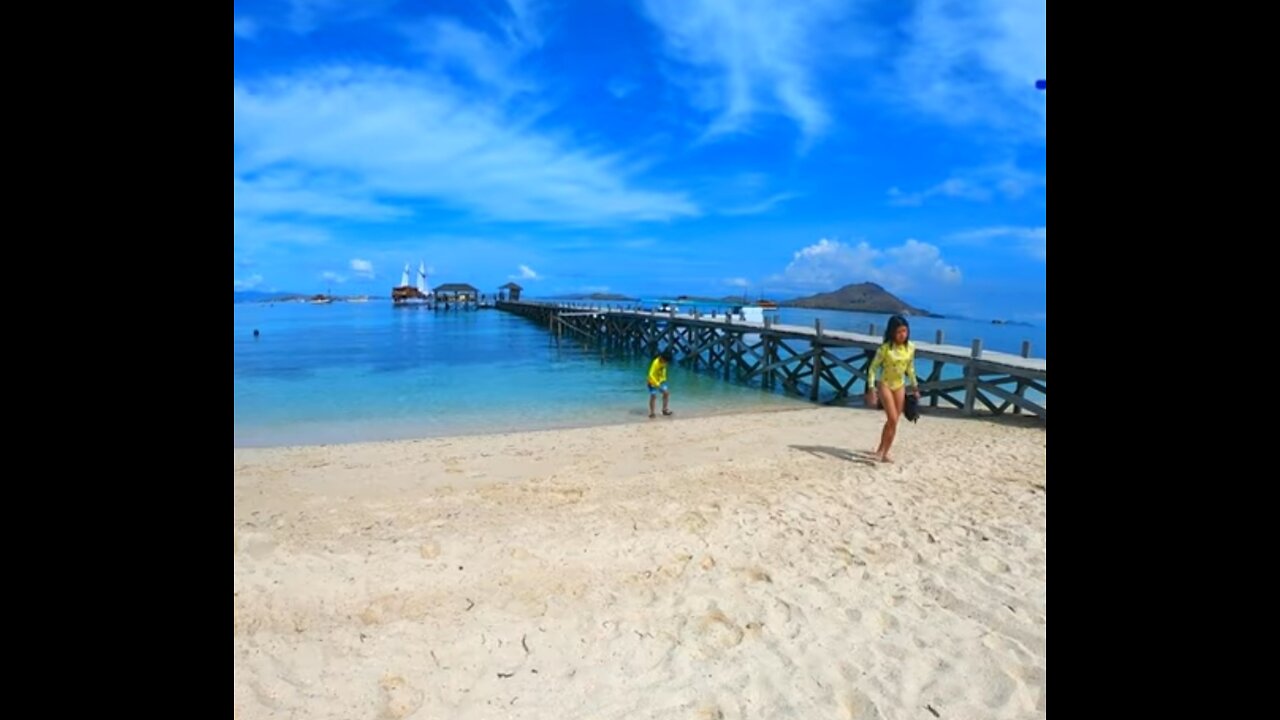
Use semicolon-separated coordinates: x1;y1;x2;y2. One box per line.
417;262;429;294
400;264;410;287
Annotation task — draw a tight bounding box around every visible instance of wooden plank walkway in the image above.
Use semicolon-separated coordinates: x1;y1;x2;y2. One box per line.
496;301;1046;418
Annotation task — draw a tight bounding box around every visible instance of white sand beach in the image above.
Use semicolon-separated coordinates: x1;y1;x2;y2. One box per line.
233;405;1046;719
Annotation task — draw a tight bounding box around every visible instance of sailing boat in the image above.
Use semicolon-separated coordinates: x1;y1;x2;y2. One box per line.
392;261;430;305
417;261;431;299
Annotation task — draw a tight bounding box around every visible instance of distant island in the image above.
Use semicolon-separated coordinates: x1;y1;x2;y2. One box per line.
543;292;638;301
234;291;381;303
779;282;939;317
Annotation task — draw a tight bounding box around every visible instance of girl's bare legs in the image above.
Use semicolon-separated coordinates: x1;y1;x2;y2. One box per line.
874;385;907;462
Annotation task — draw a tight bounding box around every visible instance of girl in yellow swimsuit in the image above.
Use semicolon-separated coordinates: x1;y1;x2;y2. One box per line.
865;315;920;463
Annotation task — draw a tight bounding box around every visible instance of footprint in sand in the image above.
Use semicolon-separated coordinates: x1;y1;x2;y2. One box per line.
860;609;899;634
240;532;277;560
836;688;883;720
697;608;744;652
419;540;441;559
678;511;708;533
379;675;424;719
694;704;725;720
978;555;1011;574
735;566;773;584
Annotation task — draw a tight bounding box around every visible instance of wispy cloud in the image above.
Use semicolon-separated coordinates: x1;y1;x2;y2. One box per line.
514;264;540;280
620;238;658;250
640;0;854;145
725;277;750;288
233;216;331;254
889;163;1044;206
892;0;1046;140
234;67;699;227
350;258;375;279
768;237;962;295
722;192;800;217
889;179;990;206
947;226;1045;261
607;77;639;99
321;270;346;284
234;274;264;290
233;17;258;40
234;173;409;222
285;0;396;35
400;14;535;97
498;0;546;49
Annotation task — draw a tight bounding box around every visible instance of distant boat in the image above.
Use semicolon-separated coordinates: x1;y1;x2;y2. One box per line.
729;302;780;324
349;295;369;303
392;261;432;305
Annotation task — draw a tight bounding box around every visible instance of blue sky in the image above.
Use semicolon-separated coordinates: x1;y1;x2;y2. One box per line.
234;0;1045;321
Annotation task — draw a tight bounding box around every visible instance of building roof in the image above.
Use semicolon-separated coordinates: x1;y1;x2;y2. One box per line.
499;282;523;290
434;283;479;293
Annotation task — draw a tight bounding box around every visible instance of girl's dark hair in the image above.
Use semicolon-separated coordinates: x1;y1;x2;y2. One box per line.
660;349;674;362
883;314;910;345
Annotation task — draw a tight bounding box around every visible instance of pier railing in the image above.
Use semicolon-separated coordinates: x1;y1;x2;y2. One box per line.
496;301;1045;419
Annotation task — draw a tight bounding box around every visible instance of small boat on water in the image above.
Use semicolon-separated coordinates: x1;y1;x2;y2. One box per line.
392;261;433;306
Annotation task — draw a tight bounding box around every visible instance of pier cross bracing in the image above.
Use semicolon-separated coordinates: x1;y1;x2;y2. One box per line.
496;301;1046;419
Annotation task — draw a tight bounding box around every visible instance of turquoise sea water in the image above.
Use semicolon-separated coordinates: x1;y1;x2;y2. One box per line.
233;300;1045;447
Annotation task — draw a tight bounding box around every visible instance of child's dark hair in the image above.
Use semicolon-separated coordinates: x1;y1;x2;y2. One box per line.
660;349;674;362
883;314;910;345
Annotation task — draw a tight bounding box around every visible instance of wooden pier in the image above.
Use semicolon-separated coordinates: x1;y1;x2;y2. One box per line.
496;301;1046;419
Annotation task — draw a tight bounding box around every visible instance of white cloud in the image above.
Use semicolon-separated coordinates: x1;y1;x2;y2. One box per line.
886;239;963;283
233;17;258;40
726;277;750;288
889;163;1044;206
640;0;854;144
234;274;264;290
321;271;346;284
234;67;698;226
515;264;540;280
768;237;962;295
350;258;375;279
893;0;1046;139
946;226;1045;261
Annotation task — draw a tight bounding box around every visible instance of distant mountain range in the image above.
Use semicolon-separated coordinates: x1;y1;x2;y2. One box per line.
779;282;938;317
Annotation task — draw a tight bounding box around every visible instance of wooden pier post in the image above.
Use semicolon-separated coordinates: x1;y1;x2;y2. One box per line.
964;339;982;415
810;319;824;402
1013;340;1031;414
929;329;944;407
